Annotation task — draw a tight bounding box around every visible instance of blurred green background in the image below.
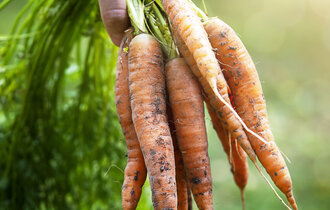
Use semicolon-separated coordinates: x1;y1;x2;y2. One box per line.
1;0;329;209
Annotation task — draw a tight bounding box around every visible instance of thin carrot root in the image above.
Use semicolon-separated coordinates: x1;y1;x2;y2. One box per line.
215;85;269;145
253;162;292;210
228;132;233;166
241;189;245;210
235;139;244;161
281;150;292;164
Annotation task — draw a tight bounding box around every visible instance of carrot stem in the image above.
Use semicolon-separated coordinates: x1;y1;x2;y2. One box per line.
144;0;177;60
127;0;147;34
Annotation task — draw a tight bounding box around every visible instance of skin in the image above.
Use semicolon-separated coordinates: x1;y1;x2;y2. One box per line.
128;34;177;210
115;29;147;210
98;0;129;46
166;58;213;210
204;18;297;209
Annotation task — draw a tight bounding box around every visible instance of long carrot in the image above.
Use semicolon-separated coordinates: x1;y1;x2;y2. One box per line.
115;29;147;210
169;7;290;206
167;107;190;210
162;0;262;163
128;33;177;209
166;58;213;210
204;17;297;209
206;102;248;209
174;135;190;210
170;19;257;165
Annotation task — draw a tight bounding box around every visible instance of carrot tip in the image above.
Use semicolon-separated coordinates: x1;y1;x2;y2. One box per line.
253;162;292;210
287;192;298;210
240;189;246;210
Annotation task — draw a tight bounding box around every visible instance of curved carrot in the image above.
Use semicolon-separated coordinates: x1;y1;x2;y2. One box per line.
166;58;213;210
204;18;297;209
115;29;147;210
128;34;177;209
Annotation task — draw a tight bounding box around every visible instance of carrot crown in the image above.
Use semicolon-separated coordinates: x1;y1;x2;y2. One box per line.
144;0;177;60
126;0;177;60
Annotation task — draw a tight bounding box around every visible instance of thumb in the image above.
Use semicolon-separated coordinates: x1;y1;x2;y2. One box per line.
99;0;130;46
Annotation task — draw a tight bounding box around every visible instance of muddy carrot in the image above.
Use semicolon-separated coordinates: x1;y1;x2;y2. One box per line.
166;57;213;209
115;29;147;210
167;107;190;210
162;0;258;166
206;102;248;209
170;19;257;165
128;33;177;209
204;17;297;209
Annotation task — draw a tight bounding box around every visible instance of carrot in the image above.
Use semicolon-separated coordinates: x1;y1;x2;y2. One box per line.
128;33;177;209
206;102;248;209
174;134;190;210
166;58;213;210
170;19;257;165
204;18;297;209
171;20;284;206
162;0;260;165
115;29;147;210
167;107;190;210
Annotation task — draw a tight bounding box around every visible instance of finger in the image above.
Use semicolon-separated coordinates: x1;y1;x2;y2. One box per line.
99;0;130;46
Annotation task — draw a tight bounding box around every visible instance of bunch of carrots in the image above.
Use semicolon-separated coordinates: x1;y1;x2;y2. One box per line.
114;0;297;209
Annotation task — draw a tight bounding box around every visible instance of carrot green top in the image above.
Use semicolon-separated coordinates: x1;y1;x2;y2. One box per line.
127;0;177;60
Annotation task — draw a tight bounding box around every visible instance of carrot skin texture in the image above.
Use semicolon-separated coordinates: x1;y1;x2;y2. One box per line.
128;34;177;209
166;58;213;210
171;22;257;164
167;108;190;210
115;30;147;210
207;88;248;192
162;0;225;115
204;18;297;209
206;103;248;194
174;138;189;210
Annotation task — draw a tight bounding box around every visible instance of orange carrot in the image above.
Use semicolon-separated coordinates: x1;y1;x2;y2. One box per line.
170;20;257;165
204;18;297;209
167;107;190;210
174;133;190;210
166;58;213;209
128;33;177;209
206;102;248;209
115;29;147;210
163;0;258;166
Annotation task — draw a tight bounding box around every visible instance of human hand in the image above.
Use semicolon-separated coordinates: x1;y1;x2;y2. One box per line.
98;0;130;46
